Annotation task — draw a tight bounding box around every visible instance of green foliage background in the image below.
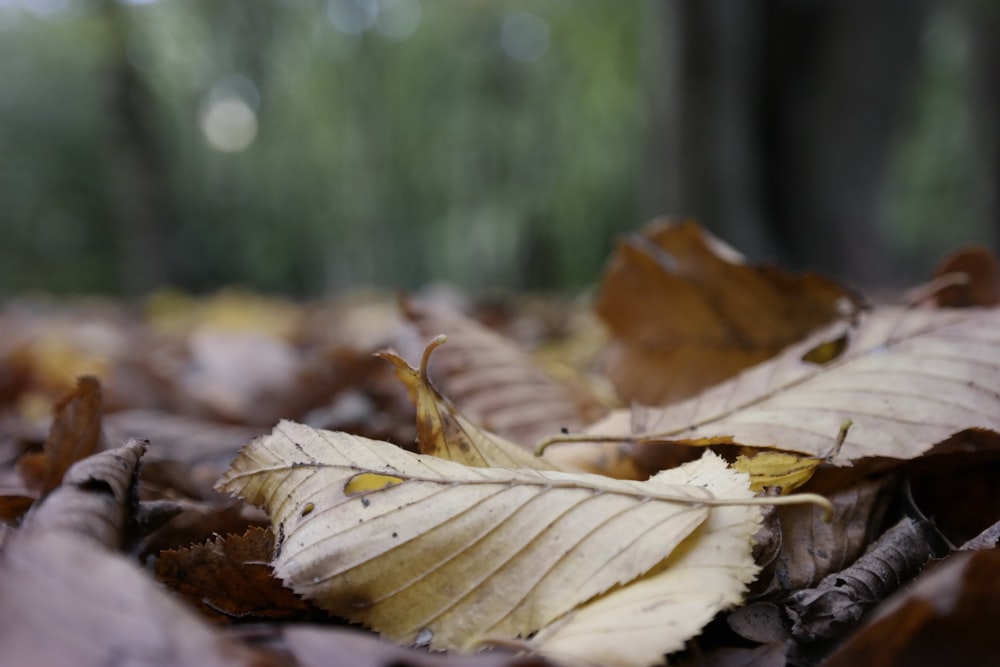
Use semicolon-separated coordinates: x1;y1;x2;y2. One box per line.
0;0;989;297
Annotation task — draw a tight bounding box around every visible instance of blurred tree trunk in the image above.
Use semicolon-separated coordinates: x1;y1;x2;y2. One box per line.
644;0;930;287
970;0;1000;246
103;0;172;296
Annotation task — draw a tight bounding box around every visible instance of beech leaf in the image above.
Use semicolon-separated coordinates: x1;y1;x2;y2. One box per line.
569;306;1000;464
216;420;753;652
531;452;762;667
596;219;862;406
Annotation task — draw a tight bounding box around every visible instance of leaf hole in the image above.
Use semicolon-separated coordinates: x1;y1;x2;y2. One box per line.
344;472;404;496
300;502;315;517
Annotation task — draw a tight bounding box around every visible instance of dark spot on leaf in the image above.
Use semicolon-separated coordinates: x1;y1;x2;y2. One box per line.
561;427;569;434
361;497;370;508
392;532;398;538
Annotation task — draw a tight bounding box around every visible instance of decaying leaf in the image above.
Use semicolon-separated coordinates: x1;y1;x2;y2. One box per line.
573;306;1000;465
821;549;1000;667
18;375;103;494
400;297;610;445
753;475;894;597
786;515;947;642
0;530;268;667
376;337;562;471
530;453;761;667
156;526;323;622
216;420;764;653
596;219;862;406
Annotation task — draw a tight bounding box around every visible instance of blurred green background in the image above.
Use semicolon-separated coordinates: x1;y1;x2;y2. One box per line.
0;0;996;298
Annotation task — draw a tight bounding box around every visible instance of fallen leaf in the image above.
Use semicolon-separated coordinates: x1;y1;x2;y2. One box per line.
18;375;103;494
530;452;761;667
376;337;563;471
217;420;732;652
596;219;862;406
786;515;947;643
926;244;1000;308
400;297;610;444
156;526;324;622
591;306;1000;464
733;450;826;494
753;475;894;597
821;549;1000;667
20;438;146;550
0;530;268;667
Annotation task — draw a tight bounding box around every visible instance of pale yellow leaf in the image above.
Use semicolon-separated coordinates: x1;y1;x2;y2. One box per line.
217;420;717;651
581;307;1000;464
532;452;761;667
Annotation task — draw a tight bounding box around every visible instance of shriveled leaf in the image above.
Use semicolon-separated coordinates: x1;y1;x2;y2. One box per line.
0;530;267;667
596;219;861;406
376;338;562;471
531;452;761;667
401;297;610;444
21;439;146;550
753;475;894;597
599;306;1000;463
217;421;720;651
786;515;946;642
156;526;323;622
18;375;103;494
821;549;1000;667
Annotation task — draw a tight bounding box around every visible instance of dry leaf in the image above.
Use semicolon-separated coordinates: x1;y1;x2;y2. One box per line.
401;297;610;444
595;306;1000;464
530;452;761;667
821;549;1000;667
927;244;1000;308
156;526;323;622
733;450;826;494
376;337;563;471
753;475;894;597
0;530;267;667
596;219;861;406
20;439;146;549
786;515;946;642
18;375;103;494
217;420;735;652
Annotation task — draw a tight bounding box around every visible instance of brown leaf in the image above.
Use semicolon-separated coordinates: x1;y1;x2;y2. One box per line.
0;530;269;667
821;549;1000;667
753;475;895;597
930;244;1000;308
156;526;323;622
18;375;103;494
596;219;862;406
401;296;610;444
786;515;947;643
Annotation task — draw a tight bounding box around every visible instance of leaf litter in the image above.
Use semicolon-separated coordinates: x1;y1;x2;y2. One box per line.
2;221;1000;665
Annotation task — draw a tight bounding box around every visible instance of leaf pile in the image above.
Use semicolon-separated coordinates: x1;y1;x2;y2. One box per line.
2;220;1000;666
